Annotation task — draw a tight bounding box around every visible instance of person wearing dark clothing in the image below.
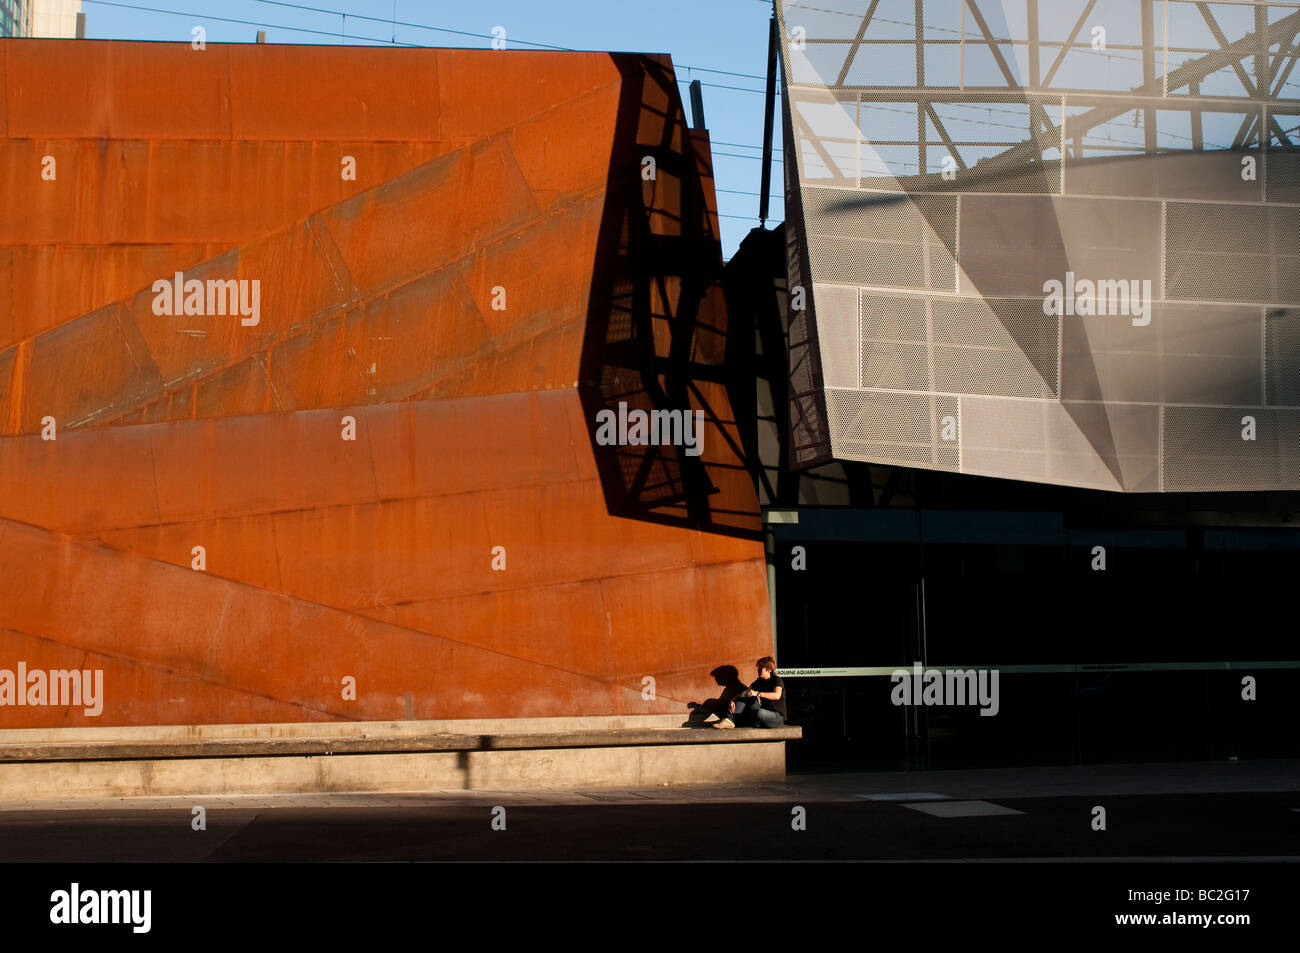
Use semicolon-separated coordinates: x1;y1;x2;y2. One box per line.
715;657;786;728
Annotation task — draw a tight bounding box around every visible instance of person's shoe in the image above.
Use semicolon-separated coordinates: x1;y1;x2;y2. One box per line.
713;718;735;729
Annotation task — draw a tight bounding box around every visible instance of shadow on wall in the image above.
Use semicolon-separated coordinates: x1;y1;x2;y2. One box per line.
579;54;762;541
680;665;751;727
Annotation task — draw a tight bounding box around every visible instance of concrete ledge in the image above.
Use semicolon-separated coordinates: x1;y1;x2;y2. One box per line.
0;717;801;800
0;714;706;744
0;727;801;763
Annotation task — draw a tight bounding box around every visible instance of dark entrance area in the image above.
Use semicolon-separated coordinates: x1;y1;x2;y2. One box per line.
771;510;1300;772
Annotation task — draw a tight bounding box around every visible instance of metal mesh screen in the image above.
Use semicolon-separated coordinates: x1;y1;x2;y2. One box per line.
825;388;960;471
1062;303;1264;405
1267;146;1300;204
1163;406;1300;490
1266;308;1300;406
784;89;834;469
778;0;1300;492
801;186;956;291
1166;203;1300;305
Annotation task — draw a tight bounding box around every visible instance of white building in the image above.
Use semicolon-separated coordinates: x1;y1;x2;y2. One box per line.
0;0;81;37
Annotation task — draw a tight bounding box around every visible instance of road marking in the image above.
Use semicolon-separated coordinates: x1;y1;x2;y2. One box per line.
855;792;950;801
903;800;1025;817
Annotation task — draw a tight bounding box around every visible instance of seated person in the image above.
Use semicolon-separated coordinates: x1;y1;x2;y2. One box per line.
715;656;786;728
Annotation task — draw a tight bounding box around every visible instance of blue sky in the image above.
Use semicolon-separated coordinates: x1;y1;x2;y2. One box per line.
81;0;784;258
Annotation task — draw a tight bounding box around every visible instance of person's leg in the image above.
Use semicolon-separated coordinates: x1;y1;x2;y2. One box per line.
754;708;785;728
725;697;758;726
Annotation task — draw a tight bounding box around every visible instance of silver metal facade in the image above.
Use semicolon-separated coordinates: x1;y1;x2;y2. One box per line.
777;0;1300;491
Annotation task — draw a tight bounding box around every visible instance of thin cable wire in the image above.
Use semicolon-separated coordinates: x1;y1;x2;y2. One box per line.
84;1;779;96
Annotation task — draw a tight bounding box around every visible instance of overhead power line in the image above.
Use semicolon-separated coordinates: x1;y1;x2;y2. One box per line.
714;150;784;162
84;1;778;96
83;0;428;44
82;0;787;238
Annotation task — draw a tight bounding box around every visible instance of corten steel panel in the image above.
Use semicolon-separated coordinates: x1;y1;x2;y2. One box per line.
319;138;544;297
0;42;7;136
436;49;624;141
0;140;457;246
376;581;617;679
505;84;623;213
777;0;1300;492
21;302;163;430
0;345;14;431
0;244;226;350
4;41;116;138
596;562;771;678
264;273;490;412
5;42;234;139
3;136;608;433
0;520;653;724
227;45;442;141
417;313;588;401
0;627;323;728
66;397;762;601
0;43;768;729
0;420;164;531
0;394;592;535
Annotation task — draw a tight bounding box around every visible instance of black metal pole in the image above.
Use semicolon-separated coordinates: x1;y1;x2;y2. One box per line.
689;79;706;131
759;13;778;227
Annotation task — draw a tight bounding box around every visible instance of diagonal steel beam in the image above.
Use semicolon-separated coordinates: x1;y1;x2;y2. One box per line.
1197;2;1259;97
1270;114;1294;147
1270;38;1300;97
835;0;883;87
1042;0;1098;89
925;104;969;171
965;0;1019;88
794;109;851;180
1231;110;1258;148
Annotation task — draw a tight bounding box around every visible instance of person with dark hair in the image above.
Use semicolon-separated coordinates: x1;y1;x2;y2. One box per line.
714;657;786;729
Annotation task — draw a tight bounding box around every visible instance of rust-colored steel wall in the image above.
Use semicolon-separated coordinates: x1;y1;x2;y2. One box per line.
0;41;771;728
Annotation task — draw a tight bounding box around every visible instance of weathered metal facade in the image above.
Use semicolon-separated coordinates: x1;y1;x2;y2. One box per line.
778;0;1300;491
0;41;770;728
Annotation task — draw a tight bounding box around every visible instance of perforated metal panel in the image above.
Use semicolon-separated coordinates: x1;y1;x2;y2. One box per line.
1267;148;1300;204
825;388;960;471
1266;309;1300;406
931;297;1059;397
1062;303;1264;405
801;186;956;291
1166;203;1300;305
815;284;861;388
778;0;1300;492
959;396;1118;490
1163;406;1300;491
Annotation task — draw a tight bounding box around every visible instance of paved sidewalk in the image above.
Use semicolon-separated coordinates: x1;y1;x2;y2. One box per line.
0;757;1293;812
1;758;1295;863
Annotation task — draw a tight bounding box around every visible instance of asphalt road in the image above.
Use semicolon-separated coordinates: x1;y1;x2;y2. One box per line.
1;765;1298;862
